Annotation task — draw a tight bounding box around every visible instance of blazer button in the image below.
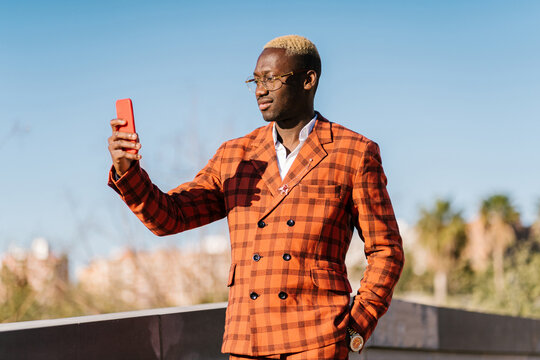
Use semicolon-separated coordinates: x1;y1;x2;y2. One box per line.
282;253;292;261
257;220;266;228
278;291;288;300
286;219;295;227
253;254;261;261
250;292;259;300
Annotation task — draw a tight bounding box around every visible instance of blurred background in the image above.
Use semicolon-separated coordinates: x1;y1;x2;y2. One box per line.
1;0;539;322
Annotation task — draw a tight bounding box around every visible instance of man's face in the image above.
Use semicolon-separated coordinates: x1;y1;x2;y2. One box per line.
252;48;306;123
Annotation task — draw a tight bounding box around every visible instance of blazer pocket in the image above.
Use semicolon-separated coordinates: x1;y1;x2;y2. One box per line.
310;268;352;293
227;263;236;287
299;184;341;199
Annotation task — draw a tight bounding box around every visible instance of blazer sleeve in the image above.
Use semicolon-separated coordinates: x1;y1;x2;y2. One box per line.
108;143;227;236
349;140;405;341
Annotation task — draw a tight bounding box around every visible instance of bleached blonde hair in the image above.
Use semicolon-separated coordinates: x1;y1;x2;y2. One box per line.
263;35;322;77
264;35;320;58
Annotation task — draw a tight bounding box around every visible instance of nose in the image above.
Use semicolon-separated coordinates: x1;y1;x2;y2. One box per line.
255;82;268;97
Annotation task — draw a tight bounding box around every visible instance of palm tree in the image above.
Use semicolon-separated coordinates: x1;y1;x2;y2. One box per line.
416;199;467;305
529;199;540;245
479;194;520;295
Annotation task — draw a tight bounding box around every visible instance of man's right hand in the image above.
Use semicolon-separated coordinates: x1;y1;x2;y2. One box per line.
108;119;142;177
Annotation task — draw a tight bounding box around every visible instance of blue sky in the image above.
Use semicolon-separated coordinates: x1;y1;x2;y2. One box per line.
1;0;539;269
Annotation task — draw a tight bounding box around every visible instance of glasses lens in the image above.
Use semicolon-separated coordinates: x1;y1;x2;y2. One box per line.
264;77;280;91
245;75;284;92
246;77;257;92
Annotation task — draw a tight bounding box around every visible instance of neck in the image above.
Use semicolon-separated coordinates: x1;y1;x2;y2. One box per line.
274;111;315;154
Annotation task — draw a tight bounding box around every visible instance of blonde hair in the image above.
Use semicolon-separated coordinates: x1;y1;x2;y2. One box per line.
263;35;322;77
264;35;320;58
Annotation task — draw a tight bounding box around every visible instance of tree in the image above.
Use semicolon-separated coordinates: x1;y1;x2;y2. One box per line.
479;194;520;295
416;199;467;304
530;199;540;244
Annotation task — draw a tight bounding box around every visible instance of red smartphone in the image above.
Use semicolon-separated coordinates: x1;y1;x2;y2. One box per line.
115;98;137;154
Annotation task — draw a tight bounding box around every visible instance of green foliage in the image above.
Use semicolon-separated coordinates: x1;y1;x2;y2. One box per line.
530;200;540;244
392;194;540;318
416;199;467;271
414;199;467;303
395;239;540;318
0;265;139;323
462;240;540;318
504;241;540;317
0;268;43;322
479;194;521;295
480;194;520;225
3;193;539;322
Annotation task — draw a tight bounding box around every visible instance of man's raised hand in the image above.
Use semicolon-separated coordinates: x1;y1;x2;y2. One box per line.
108;119;142;177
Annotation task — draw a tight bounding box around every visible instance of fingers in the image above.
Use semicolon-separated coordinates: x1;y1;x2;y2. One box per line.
108;138;141;162
108;139;141;150
116;150;142;160
110;119;138;138
109;145;142;159
108;119;142;175
110;118;125;126
117;132;138;141
108;130;139;144
110;118;125;133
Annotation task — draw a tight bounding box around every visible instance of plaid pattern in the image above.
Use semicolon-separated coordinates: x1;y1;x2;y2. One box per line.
229;338;348;359
108;114;404;356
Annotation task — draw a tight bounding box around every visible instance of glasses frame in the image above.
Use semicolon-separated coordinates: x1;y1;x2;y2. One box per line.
245;71;296;92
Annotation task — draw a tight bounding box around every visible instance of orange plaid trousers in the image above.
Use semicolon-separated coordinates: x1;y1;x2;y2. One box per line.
109;113;404;356
229;338;348;359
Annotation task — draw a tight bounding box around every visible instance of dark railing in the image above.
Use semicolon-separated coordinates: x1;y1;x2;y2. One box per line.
0;300;539;359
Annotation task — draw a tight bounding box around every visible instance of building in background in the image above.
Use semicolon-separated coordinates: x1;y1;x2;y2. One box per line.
77;235;230;308
0;238;68;305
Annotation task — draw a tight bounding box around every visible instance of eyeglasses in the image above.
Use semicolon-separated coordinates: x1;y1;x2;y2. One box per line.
245;71;295;92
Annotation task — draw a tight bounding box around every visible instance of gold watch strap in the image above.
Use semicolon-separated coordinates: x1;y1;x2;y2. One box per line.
347;327;364;352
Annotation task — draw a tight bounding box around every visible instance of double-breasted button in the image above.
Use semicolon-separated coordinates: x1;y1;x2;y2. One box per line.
286;219;295;227
282;253;292;261
257;220;266;228
253;254;261;261
278;291;288;300
250;292;259;300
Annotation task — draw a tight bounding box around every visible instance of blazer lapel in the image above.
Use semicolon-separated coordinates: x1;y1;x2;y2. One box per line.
281;115;331;189
260;114;333;219
248;123;282;198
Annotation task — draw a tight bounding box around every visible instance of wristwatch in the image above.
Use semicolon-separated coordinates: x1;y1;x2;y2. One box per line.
347;327;364;352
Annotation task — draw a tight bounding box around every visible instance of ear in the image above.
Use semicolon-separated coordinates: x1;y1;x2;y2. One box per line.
303;70;318;91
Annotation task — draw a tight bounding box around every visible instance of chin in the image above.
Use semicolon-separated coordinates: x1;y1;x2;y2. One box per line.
261;111;277;123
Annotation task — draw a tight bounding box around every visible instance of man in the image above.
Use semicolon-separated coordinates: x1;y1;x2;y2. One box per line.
108;35;404;359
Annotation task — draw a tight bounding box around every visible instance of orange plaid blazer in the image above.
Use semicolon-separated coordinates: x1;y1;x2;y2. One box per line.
109;114;404;356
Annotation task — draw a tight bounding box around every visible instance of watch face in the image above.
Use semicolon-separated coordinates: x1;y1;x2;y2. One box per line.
350;334;364;352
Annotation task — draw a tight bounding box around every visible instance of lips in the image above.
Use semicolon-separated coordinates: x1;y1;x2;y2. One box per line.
258;98;272;111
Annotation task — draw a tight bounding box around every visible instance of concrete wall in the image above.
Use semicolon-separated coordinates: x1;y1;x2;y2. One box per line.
0;300;539;360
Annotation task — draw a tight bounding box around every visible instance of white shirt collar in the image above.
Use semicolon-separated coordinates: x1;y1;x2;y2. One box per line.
272;114;318;146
